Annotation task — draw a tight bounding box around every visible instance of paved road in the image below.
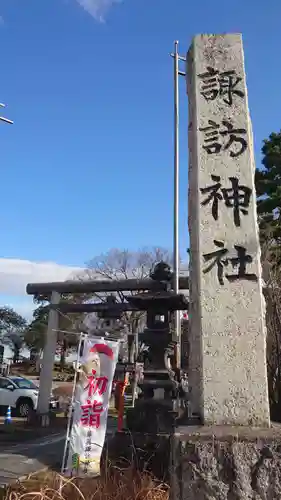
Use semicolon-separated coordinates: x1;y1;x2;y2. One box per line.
0;417;117;487
0;433;65;487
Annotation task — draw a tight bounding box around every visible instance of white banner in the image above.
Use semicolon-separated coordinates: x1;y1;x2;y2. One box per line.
65;337;119;477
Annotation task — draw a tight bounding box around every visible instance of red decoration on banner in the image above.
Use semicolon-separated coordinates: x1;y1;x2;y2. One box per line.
90;343;114;360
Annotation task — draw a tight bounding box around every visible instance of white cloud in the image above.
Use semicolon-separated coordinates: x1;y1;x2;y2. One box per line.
0;258;83;296
76;0;122;21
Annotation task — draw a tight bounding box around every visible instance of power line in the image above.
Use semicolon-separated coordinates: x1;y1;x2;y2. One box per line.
0;103;13;124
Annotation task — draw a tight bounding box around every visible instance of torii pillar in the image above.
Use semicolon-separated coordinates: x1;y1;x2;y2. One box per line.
37;291;60;426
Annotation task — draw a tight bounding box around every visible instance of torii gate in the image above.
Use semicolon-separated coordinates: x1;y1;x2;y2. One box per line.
26;275;189;425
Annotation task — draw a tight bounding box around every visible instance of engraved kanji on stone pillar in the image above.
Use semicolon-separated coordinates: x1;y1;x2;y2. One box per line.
187;34;270;426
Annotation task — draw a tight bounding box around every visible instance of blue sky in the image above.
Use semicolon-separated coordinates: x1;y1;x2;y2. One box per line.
0;0;280;316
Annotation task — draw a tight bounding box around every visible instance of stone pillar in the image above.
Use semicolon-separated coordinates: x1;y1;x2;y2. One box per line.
37;290;60;424
187;34;270;426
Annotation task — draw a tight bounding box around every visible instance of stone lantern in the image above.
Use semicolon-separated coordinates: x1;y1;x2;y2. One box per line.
126;262;188;433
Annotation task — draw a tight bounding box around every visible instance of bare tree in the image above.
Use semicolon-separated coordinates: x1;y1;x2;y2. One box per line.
78;247;174;361
83;247;173;331
86;247;173;281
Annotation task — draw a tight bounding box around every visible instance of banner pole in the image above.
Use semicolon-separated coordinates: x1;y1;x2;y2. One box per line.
60;332;85;479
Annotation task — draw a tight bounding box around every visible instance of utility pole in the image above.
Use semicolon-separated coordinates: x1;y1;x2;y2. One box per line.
0;103;13;124
170;41;186;368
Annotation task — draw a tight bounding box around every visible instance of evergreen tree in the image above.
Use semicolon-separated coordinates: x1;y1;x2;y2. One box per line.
256;131;281;420
256;131;281;264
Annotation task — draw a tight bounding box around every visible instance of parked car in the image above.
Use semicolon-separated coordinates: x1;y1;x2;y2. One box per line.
0;376;59;417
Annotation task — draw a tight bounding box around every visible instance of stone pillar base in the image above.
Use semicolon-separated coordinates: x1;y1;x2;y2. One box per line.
172;424;281;500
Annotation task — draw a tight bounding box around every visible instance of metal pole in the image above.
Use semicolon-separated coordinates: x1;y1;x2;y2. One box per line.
60;332;85;478
173;41;181;368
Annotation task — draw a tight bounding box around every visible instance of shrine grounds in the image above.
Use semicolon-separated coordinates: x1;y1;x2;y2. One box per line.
0;379;165;499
